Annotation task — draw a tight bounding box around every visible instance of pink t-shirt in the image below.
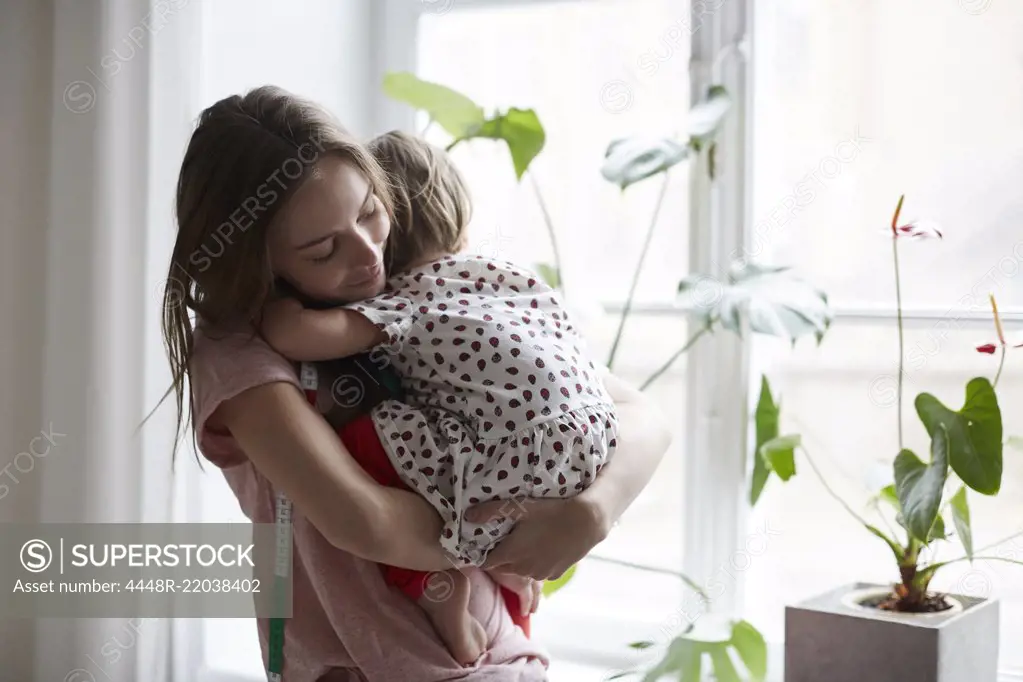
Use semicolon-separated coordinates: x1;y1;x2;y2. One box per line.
190;323;550;682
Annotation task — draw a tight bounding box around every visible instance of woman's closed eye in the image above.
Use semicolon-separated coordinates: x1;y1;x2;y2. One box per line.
311;239;336;264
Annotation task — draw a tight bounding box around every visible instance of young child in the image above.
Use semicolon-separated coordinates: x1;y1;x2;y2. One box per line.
261;131;618;665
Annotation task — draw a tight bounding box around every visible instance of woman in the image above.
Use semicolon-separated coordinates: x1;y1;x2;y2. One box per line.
163;85;671;682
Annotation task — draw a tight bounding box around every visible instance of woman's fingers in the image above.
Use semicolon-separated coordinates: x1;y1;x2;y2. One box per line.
530;580;542;614
464;497;532;524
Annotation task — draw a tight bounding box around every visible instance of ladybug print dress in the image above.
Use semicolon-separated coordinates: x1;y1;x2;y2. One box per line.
346;254;619;566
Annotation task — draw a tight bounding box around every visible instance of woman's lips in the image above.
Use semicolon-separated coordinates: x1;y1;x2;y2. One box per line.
348;262;383;287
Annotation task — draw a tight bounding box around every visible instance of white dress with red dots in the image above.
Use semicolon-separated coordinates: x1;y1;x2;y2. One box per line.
346;254;618;566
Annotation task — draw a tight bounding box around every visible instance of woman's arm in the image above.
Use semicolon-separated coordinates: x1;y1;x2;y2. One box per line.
468;371;672;579
214;380;453;572
575;369;673;533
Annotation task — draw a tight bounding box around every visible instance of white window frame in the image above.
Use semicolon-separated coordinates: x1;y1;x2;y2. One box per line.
373;0;754;669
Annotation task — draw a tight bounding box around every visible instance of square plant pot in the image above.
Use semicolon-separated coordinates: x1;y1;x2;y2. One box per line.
785;582;999;682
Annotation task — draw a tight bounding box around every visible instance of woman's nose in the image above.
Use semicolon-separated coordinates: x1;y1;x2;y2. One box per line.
349;226;381;265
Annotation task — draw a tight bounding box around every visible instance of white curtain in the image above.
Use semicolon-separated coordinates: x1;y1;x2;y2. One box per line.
0;0;201;679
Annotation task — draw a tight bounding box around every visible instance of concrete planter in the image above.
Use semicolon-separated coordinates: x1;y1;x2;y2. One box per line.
785;582;999;682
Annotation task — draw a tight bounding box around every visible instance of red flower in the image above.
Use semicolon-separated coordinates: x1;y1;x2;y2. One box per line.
976;294;1023;353
890;195;943;239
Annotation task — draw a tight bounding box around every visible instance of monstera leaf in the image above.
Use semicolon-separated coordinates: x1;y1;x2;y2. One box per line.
619;618;766;682
893;425;950;543
382;72;484;137
687;85;732;150
915;378;1002;495
679;262;832;345
601;137;690;190
600;85;732;190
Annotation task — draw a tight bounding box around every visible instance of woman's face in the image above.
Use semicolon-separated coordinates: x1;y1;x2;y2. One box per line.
269;155;390;304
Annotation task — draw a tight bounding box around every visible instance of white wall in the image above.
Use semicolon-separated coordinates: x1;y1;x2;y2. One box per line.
200;0;376;137
0;0;53;676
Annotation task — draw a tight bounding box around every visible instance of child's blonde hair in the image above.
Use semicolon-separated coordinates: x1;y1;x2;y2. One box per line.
369;131;472;274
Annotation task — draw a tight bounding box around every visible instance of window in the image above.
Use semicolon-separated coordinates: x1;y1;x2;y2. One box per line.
745;0;1023;675
408;0;697;662
178;0;1023;680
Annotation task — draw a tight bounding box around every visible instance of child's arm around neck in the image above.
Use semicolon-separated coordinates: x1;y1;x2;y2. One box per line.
262;297;386;362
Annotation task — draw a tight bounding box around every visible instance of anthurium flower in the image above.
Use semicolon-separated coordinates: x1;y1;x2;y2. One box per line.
889;194;943;239
977;294;1023;353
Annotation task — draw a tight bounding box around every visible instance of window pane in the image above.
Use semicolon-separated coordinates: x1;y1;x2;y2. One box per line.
746;322;1023;670
417;0;691;305
751;1;1023;310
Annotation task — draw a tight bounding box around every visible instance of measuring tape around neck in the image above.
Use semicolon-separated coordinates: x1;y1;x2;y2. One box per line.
267;361;318;681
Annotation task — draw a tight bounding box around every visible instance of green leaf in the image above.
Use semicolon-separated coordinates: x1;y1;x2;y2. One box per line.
686;85;732;147
915;378;1003;495
534;262;561;289
473;108;546;179
877;483;946;537
878;484;899;509
629;641;656;650
708;648;741;682
381;72;484;137
601;137;689;190
950;486;973;559
541;563;576;597
636;619;766;682
750;376;779;506
928;513;947;541
759;434;800;481
864;523;908;563
729;620;768;681
894;427;950;543
680;261;832;345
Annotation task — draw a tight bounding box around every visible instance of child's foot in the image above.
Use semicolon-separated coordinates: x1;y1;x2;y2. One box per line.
418;569;488;665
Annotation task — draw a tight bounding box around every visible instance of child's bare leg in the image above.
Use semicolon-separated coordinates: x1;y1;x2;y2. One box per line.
418;569;487;665
487;570;542;617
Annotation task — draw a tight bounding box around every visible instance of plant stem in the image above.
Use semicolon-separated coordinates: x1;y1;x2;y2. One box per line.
974;527;1023;555
639;321;713;392
527;171;565;300
892;237;905;452
800;446;874;530
993;345;1006;389
588;554;709;600
607;173;671;369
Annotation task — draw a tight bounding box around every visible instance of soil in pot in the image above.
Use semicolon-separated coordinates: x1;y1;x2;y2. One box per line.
860;592;955;613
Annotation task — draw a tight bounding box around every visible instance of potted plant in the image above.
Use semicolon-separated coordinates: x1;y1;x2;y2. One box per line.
753;195;1023;682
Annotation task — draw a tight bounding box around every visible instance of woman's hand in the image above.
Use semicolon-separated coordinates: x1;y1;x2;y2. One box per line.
465;496;610;580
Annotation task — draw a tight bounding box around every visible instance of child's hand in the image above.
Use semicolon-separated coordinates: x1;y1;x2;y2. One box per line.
486;570;542;617
260;297;305;353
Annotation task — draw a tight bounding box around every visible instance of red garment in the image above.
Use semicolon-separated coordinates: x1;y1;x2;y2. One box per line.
337;413;531;638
